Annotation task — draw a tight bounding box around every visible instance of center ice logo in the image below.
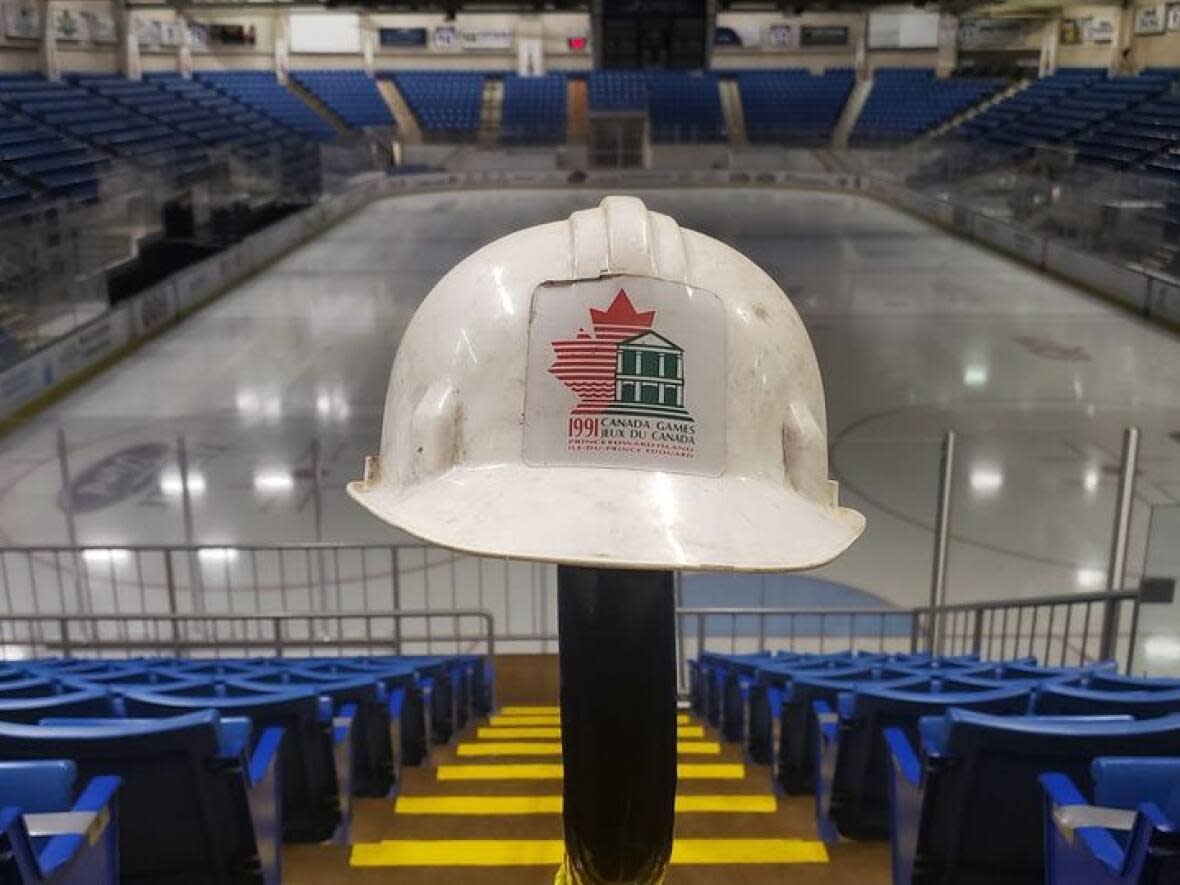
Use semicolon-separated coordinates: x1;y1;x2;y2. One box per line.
547;289;696;461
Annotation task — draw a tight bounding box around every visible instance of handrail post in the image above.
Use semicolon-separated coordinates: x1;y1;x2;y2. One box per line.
971;609;984;657
929;430;956;653
1100;427;1140;665
163;552;181;656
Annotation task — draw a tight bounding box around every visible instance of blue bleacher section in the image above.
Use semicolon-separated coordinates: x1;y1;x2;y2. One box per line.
0;654;490;883
737;69;854;142
196;70;337;141
696;649;1180;884
1042;757;1180;884
854;68;1004;142
500;73;566;144
587;70;648;111
385;71;484;137
290;69;394;129
0;760;120;884
586;70;724;142
647;71;725;142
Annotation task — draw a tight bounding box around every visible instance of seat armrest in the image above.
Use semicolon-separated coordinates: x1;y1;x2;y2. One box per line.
812;699;840;843
1041;771;1131;878
331;703;357;843
216;716;253;760
34;775;120;878
886;727;922;885
244;727;283;885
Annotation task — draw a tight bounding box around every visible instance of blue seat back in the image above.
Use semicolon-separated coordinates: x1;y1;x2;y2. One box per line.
1034;683;1180;717
834;685;1031;836
0;711;259;882
922;710;1180;881
0;689;112;724
122;687;337;841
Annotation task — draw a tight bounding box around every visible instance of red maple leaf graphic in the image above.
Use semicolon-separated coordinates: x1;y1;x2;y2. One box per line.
549;290;654;414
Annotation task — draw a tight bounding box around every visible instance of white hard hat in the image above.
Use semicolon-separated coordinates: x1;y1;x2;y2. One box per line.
348;196;863;572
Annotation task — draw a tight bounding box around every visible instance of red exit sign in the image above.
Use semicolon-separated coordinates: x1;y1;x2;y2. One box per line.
568;36;588;51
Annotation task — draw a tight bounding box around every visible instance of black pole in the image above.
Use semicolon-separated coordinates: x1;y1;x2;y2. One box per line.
557;566;678;884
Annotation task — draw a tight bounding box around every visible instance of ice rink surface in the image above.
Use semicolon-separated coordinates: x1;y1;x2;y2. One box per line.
0;187;1177;618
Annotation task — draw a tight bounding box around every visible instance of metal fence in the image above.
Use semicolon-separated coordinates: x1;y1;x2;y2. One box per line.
0;543;1144;686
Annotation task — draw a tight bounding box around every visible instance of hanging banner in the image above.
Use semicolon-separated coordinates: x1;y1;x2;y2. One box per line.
1169;3;1180;31
81;8;117;44
1135;4;1166;35
3;0;39;40
517;35;543;75
766;23;795;49
1083;15;1116;44
958;18;1036;50
379;27;427;48
53;8;81;41
800;26;849;47
432;24;459;50
461;30;513;51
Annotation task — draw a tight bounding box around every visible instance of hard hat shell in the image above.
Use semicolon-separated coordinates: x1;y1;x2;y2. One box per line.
348;196;864;571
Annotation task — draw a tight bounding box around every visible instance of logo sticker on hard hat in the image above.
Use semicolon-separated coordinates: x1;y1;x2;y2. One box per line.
524;276;725;475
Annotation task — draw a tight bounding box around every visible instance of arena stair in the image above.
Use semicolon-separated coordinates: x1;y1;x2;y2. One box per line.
832;77;872;148
376;79;423;144
479;79;503;148
284;705;889;883
719;78;748;147
286;76;351;135
566;78;588;145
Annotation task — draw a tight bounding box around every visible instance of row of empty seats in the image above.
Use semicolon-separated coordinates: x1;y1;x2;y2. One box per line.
853;68;1004;142
384;71;484;136
197;71;338;142
0;654;490;884
501;73;566;144
695;650;1180;884
737;69;854;142
588;70;726;142
290;69;394;129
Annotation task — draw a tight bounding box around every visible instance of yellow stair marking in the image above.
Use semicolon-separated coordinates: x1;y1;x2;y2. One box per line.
457;741;720;757
499;706;560;715
488;714;692;726
437;763;744;781
395;794;777;815
478;725;704;739
351;838;826;867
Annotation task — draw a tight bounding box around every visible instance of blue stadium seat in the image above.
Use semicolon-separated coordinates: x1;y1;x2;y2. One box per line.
501;73;566;144
290;70;394;129
738;69;854;141
814;683;1034;842
588;70;648;111
0;711;281;884
0;688;114;724
196;71;337;142
1033;682;1180;717
120;686;354;843
887;710;1180;884
1042;757;1180;884
647;71;725;142
0;761;120;885
386;72;484;136
855;68;1003;142
1086;672;1180;692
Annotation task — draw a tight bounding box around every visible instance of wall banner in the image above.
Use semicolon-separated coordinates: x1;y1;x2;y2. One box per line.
1135;4;1166;35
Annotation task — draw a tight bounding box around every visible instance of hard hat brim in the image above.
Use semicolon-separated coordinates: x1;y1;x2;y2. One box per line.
347;465;864;573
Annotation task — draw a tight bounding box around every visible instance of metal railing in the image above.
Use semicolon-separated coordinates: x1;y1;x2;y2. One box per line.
0;609;494;660
677;588;1143;689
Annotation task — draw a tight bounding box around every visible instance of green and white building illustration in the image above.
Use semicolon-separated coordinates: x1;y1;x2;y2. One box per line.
610;331;692;420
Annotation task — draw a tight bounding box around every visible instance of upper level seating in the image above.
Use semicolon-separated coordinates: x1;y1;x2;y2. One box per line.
957;68;1108;148
1042;756;1180;884
145;73;322;197
0;168;35;219
587;70;648;111
0;75;202;187
290;69;394;129
500;73;567;144
0;76;109;201
737;69;854;141
387;72;484;136
196;71;337;141
647;71;725;142
853;68;1004;141
0;760;120;885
